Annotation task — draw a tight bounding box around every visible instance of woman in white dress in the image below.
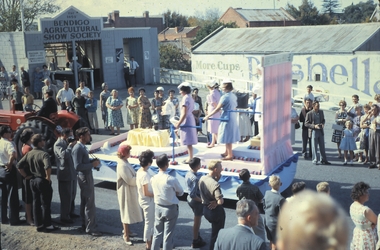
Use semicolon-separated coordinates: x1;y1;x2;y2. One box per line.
136;150;155;250
350;182;377;250
116;144;143;245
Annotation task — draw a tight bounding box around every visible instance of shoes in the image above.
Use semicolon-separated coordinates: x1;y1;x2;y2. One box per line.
368;164;377;169
123;235;133;245
221;157;233;161
192;236;207;248
45;225;60;232
121;230;137;237
221;153;227;157
358;159;363;163
312;161;319;165
109;132;115;135
88;231;102;236
9;219;26;226
343;161;347;165
70;213;80;218
350;160;354;166
182;160;190;164
377;165;380;170
321;161;331;165
207;145;214;148
60;218;74;224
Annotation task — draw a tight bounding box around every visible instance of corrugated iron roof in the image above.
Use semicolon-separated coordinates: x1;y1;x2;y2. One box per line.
236;8;296;21
192;23;380;54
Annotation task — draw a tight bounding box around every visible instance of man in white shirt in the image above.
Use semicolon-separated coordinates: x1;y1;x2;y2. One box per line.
150;154;184;250
56;80;75;110
0;126;23;225
304;85;314;104
129;57;139;86
76;81;90;99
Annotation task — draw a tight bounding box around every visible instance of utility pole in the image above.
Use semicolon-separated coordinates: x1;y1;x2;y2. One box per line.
20;0;25;31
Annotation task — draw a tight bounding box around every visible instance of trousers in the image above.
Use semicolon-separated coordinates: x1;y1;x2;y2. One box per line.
203;205;225;250
78;173;97;233
30;177;53;227
152;204;179;250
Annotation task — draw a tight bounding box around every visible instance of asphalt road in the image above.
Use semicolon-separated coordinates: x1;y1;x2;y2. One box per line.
2;84;379;249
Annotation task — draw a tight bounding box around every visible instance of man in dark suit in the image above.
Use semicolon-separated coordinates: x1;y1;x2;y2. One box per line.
214;198;266;250
54;128;78;224
72;127;101;236
305;101;331;165
38;89;57;119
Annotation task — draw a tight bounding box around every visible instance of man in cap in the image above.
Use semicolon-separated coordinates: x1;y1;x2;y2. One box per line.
151;154;184;249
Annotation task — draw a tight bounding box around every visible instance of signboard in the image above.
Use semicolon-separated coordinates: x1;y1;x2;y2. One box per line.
40;6;102;43
27;50;46;64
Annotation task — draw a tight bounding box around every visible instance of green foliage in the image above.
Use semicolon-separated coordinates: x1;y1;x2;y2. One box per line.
322;0;341;15
341;1;376;23
286;0;330;25
159;44;191;71
190;20;237;46
0;0;60;32
163;10;189;28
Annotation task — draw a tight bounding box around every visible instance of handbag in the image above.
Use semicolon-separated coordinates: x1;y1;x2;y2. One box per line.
295;122;300;129
332;124;344;131
152;113;159;124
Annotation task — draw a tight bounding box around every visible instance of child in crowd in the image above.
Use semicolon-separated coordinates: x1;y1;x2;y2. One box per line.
339;120;357;166
11;83;24;111
85;91;99;134
236;168;265;241
316;181;330;195
22;87;34;111
263;175;285;250
185;157;207;248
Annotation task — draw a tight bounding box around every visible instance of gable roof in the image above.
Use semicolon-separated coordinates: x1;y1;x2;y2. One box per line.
234;7;296;22
192;23;380;54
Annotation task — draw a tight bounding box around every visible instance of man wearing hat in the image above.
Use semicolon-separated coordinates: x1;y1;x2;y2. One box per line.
151;154;184;249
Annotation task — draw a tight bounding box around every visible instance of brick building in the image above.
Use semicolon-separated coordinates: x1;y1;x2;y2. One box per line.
219;7;300;28
158;26;200;41
104;10;165;33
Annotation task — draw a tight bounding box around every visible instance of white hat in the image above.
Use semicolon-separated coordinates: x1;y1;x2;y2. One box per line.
156;86;164;91
177;82;192;89
207;80;219;88
221;78;232;84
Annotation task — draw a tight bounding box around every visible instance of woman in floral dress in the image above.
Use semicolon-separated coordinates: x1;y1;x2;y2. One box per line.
100;83;110;130
332;100;349;158
137;88;152;129
350;182;377;250
126;87;139;130
106;89;124;135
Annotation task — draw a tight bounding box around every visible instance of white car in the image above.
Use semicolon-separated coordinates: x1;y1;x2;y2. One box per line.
293;94;339;111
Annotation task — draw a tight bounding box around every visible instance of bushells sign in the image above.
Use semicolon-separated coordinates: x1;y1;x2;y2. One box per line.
40;6;102;43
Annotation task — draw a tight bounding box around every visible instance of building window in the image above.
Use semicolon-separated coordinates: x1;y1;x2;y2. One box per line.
315;74;321;81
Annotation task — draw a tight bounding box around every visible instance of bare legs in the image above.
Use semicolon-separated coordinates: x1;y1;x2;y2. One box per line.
221;143;233;160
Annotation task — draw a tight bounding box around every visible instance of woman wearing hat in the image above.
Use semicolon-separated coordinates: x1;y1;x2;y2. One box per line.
206;81;221;148
176;82;198;164
205;80;240;160
99;83;110;130
116;144;143;245
137;88;152;129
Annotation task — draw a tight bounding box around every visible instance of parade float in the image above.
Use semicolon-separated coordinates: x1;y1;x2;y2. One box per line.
89;53;298;200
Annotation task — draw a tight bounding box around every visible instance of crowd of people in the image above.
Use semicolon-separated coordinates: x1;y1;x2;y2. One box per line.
295;84;380;168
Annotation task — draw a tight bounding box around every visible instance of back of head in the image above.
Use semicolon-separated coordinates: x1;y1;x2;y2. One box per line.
277;190;349;250
20;128;34;144
189;157;201;170
239;168;251;182
291;181;306;195
316;182;330;194
139;149;154;167
31;134;44;147
207;160;221;171
236;198;256;218
269;175;281;189
156;154;169;169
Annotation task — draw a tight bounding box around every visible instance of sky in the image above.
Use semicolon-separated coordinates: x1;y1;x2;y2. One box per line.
55;0;368;18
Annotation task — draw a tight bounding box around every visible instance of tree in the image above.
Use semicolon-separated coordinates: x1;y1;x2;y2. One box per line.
163;10;189;28
0;0;60;32
190;20;237;46
341;1;376;23
322;0;341;15
159;44;191;71
286;0;330;25
188;8;222;27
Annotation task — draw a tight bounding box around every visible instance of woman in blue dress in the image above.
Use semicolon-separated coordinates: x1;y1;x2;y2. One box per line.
106;89;124;135
176;82;198;164
205;80;240;161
